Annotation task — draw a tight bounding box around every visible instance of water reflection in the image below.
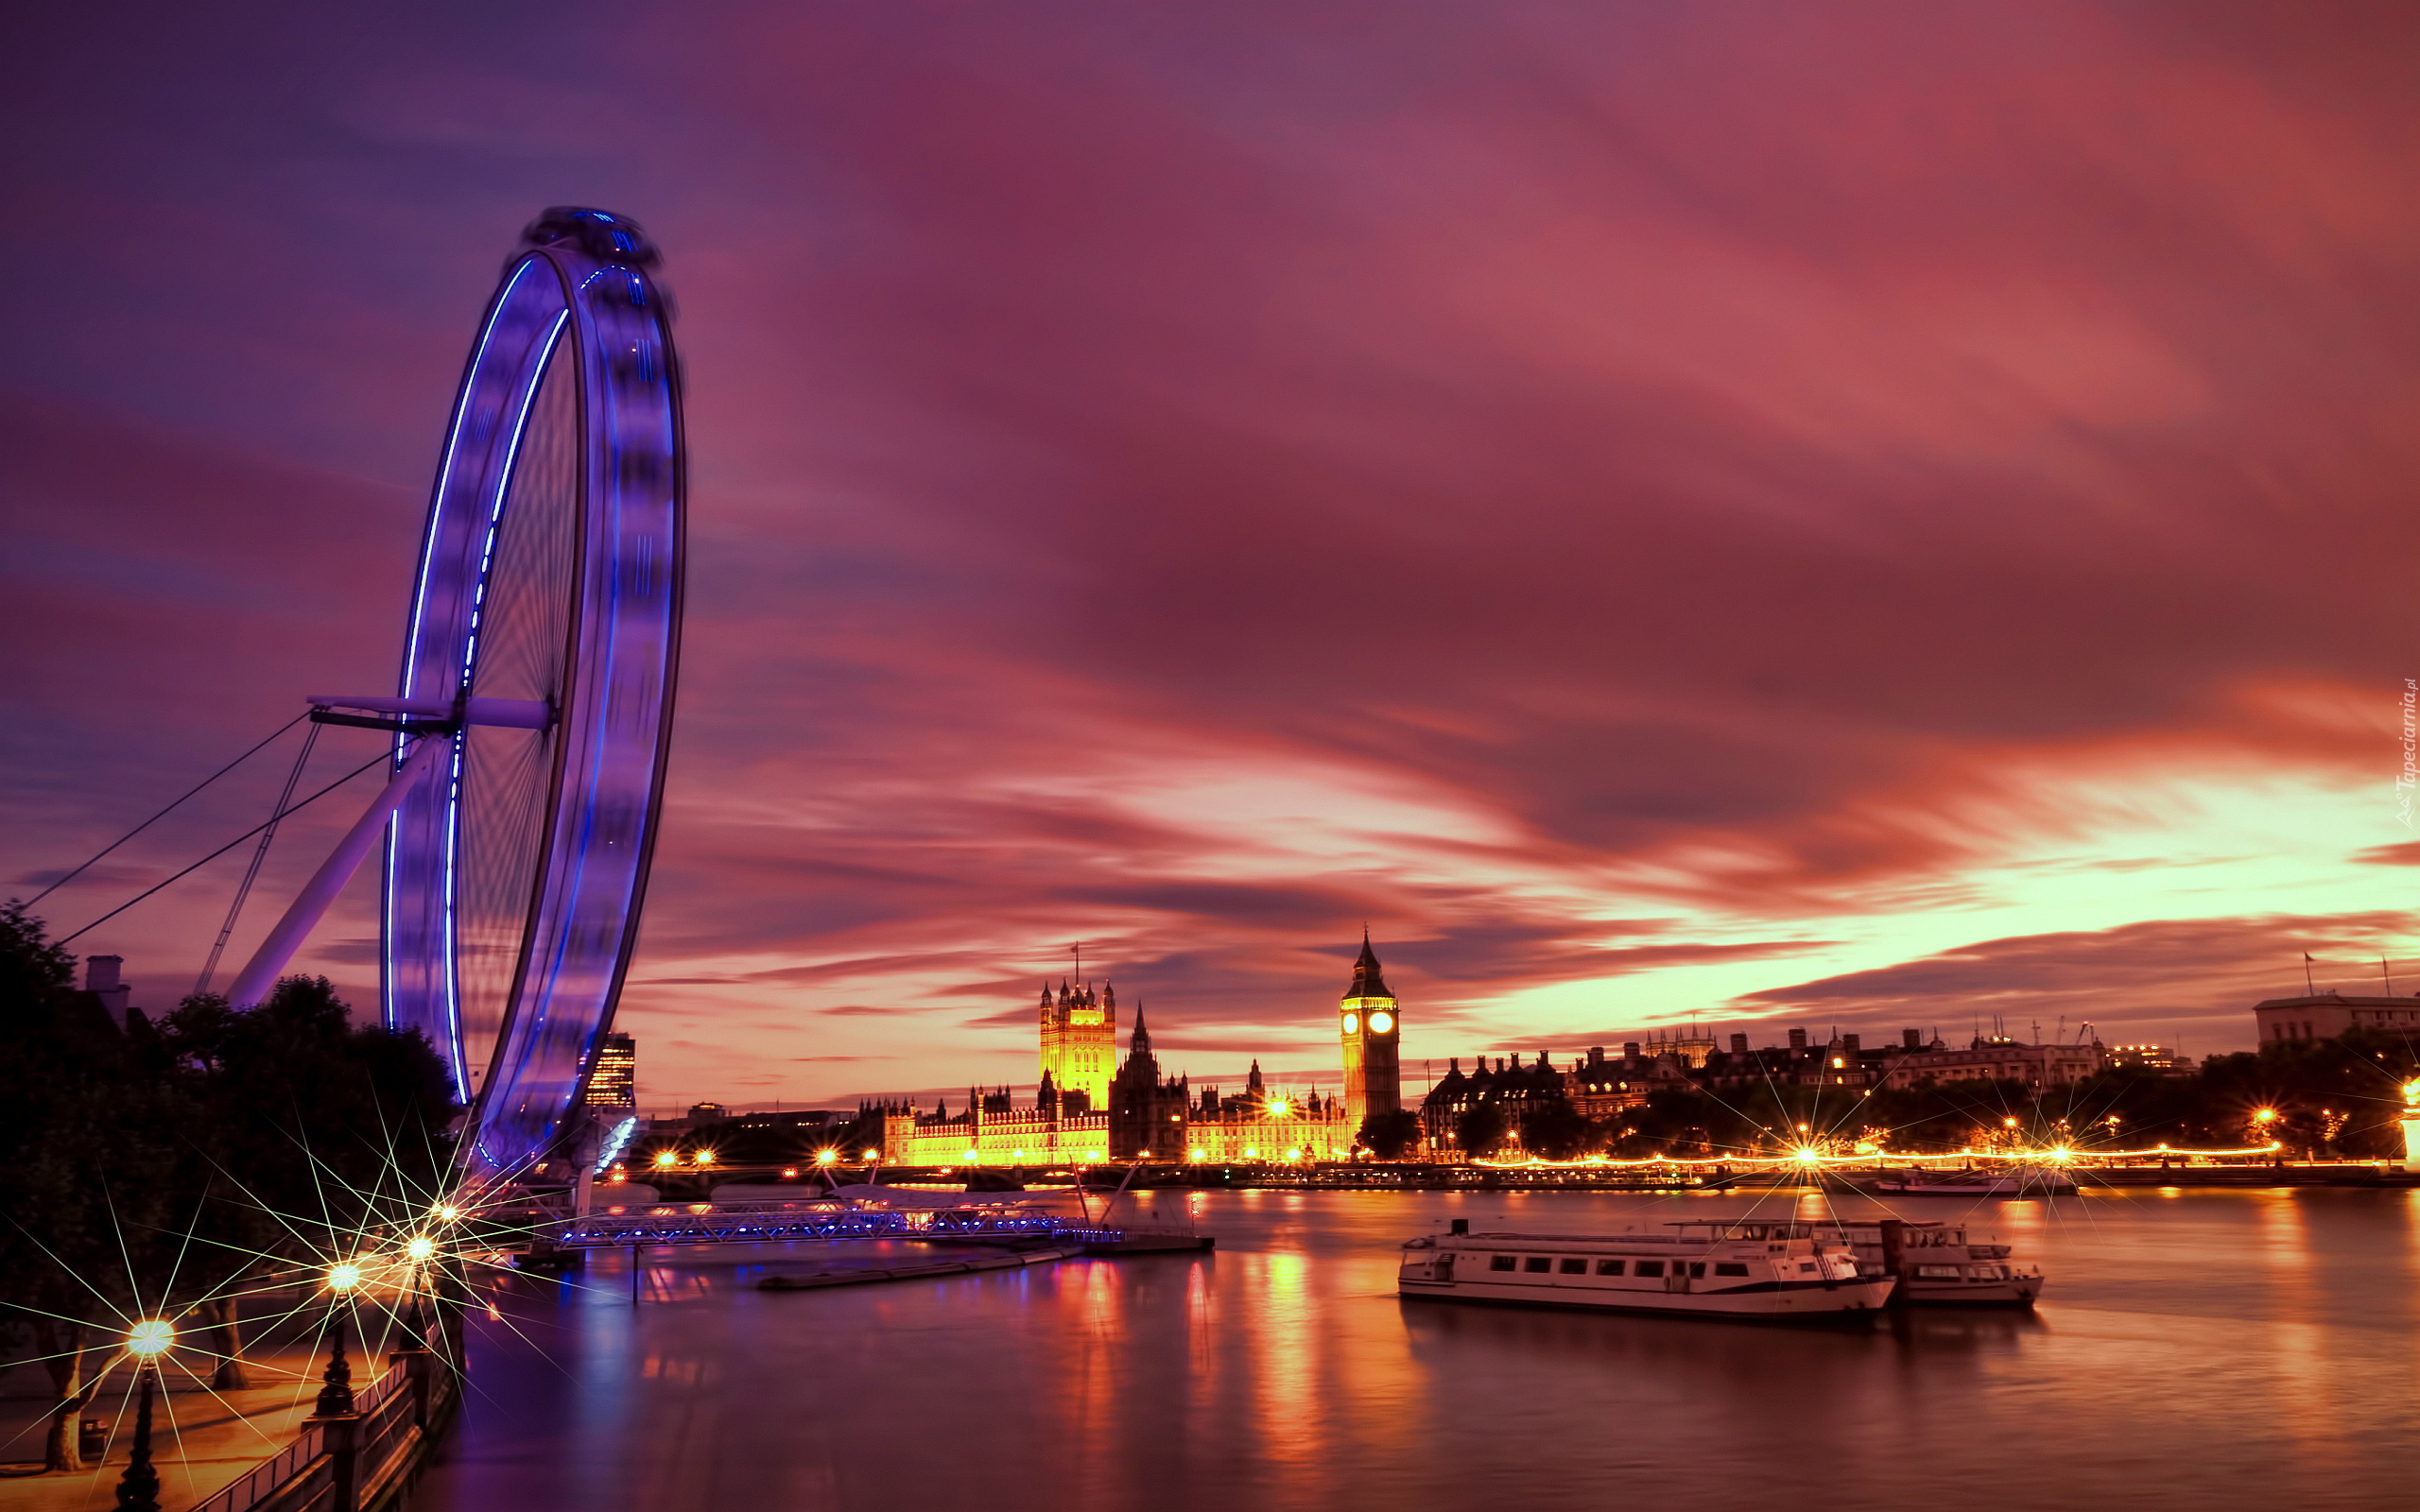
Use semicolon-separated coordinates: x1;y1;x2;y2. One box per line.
412;1190;2420;1512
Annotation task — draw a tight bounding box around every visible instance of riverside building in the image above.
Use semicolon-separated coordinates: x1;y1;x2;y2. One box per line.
2253;992;2420;1043
583;1032;637;1110
877;938;1397;1165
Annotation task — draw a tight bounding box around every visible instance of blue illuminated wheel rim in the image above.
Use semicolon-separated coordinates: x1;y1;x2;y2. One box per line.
385;208;683;1180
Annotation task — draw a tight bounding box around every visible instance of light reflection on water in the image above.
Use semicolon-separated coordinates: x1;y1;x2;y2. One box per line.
413;1189;2420;1512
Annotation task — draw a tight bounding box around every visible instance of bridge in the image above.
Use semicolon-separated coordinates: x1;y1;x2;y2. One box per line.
554;1195;1208;1253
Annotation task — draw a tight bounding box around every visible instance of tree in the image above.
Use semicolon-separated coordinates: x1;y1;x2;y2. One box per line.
0;902;200;1470
0;911;455;1474
154;979;454;1387
1454;1103;1509;1158
1515;1099;1593;1160
1357;1108;1423;1160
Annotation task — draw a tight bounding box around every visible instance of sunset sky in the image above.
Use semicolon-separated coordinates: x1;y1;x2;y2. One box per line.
8;4;2418;1112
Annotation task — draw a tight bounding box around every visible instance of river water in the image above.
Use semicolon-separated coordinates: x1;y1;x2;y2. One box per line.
409;1186;2420;1512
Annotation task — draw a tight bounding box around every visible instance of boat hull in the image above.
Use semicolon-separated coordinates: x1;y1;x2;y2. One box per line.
1898;1275;2044;1307
1399;1275;1896;1322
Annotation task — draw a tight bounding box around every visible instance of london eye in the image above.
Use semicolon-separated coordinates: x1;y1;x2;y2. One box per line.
225;207;685;1182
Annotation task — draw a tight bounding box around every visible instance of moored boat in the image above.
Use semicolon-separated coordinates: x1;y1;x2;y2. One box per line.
1870;1168;2076;1196
1397;1219;1895;1321
1667;1218;2045;1307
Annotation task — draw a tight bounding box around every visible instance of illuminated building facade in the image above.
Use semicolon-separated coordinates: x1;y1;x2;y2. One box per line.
879;1094;1114;1167
1039;979;1118;1109
875;950;1380;1164
1339;935;1401;1131
1870;1038;2103;1091
1109;1009;1190;1160
583;1032;636;1109
2108;1044;2188;1074
1420;1052;1572;1154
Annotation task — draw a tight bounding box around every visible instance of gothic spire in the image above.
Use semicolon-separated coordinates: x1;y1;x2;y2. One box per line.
1344;932;1393;1001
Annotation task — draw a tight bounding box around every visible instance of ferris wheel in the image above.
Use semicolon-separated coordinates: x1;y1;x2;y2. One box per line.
227;207;684;1181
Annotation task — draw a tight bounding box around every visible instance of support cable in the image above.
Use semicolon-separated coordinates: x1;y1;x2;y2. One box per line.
24;713;310;908
194;722;323;996
57;742;416;949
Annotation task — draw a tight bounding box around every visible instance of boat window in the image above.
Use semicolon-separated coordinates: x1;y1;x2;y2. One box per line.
1634;1261;1666;1278
1914;1264;1960;1279
1686;1263;1706;1279
1523;1257;1552;1273
1715;1263;1749;1277
1595;1260;1625;1276
1558;1259;1586;1274
1797;1262;1817;1274
1490;1255;1516;1272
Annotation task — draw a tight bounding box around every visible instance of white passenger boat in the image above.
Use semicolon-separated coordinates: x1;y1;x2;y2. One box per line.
1667;1218;2045;1308
1397;1219;1895;1321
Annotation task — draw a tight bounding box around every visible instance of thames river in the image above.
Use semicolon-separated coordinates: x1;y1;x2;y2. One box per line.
409;1187;2420;1512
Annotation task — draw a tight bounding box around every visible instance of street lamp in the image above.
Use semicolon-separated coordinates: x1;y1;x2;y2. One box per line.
112;1319;174;1512
318;1263;360;1418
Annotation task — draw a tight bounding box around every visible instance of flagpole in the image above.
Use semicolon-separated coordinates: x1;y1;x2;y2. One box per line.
2386;957;2396;996
2304;954;2315;995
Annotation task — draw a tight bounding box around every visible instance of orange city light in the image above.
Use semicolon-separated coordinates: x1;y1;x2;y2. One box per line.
126;1319;175;1358
2253;1108;2279;1124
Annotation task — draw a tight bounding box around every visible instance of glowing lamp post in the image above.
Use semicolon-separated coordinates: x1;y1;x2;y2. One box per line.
313;1262;367;1512
318;1263;361;1418
112;1320;174;1512
2400;1081;2420;1174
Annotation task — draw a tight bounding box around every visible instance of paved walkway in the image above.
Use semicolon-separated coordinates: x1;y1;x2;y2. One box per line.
0;1315;362;1512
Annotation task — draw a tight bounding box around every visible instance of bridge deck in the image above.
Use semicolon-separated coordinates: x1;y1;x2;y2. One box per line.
560;1200;1195;1250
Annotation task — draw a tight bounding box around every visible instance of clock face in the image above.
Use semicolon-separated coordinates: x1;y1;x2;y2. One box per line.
1341;1012;1359;1035
1369;1010;1395;1035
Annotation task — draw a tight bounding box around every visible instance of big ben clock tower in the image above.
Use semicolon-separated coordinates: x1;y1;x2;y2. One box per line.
1339;932;1402;1131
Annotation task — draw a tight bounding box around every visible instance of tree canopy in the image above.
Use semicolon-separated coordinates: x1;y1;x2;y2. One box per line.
0;902;456;1465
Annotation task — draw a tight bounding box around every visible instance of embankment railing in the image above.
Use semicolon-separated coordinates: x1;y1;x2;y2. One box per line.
186;1339;457;1512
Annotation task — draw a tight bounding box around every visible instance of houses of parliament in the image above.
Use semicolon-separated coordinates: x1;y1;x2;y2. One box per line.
877;936;1404;1165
